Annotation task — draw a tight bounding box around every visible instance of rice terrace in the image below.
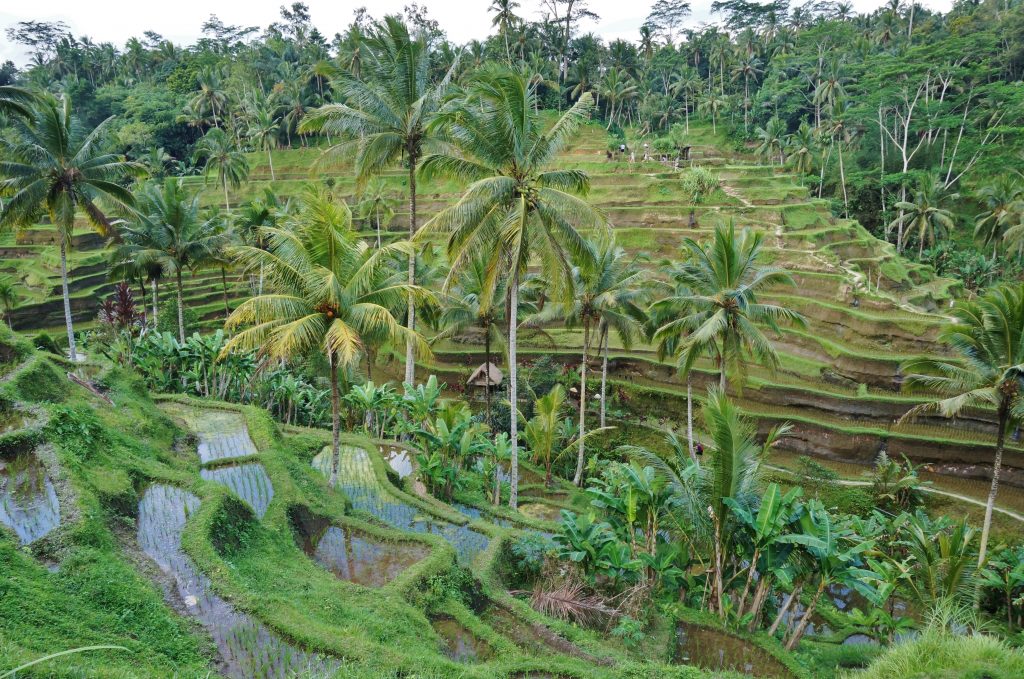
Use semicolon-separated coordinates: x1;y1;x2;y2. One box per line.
2;0;1024;677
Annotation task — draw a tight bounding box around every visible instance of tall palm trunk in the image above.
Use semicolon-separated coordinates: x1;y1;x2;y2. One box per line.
60;239;77;362
573;317;590;486
508;267;521;509
600;328;609;428
222;175;231;212
221;266;230;318
328;357;341;487
978;396;1010;568
151;279;159;331
484;328;493;427
176;269;185;343
405;161;417;385
267;149;275;181
687;374;696;461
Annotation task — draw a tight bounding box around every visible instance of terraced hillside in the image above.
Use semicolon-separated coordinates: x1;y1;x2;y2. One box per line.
7;122;1018;494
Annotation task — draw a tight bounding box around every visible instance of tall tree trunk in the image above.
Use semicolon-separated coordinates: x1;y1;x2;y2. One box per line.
221;266;229;317
223;175;231;212
138;278;148;328
574;317;590;486
484;329;493;428
405;161;417;385
600;327;609;429
508;268;521;509
176;269;185;343
60;239;77;362
267;149;275;181
786;580;825;650
329;356;341;487
687;374;696;462
978;398;1009;569
769;583;803;636
151;278;159;331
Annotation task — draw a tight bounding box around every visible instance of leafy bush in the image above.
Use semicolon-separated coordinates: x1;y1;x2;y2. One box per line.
680;168;720;204
508;532;551;584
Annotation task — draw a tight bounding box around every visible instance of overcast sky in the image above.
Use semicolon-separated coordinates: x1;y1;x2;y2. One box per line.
1;0;955;67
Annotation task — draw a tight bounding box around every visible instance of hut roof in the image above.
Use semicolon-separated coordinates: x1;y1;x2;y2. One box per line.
467;362;503;387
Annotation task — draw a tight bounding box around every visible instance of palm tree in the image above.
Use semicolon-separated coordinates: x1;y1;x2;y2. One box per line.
246;107;281;181
193;128;249;212
889;174;957;257
559;240;647;485
731;54;762;133
420;69;604;508
699;91;728;135
0;85;36;119
974;175;1023;260
653;222;805;392
786;121;817;175
301;17;454;388
902;283;1024;569
0;96;138;361
489;0;521;63
600;68;638;131
189;68;227;128
120;179;227;341
355;179;395;248
222;186;424;488
755;116;786;166
432;255;506;426
0;277;20;329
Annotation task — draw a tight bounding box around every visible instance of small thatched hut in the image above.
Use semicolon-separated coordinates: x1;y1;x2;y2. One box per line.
466;362;503;391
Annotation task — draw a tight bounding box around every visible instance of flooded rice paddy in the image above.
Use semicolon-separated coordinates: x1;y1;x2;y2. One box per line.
312;445;489;564
160;404;259;464
292;511;428;587
674;623;790;677
0;405;26;434
0;451;60;544
431;616;494;663
137;484;338;678
200;463;274;519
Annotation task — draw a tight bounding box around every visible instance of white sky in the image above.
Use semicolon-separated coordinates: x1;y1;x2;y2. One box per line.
1;0;955;67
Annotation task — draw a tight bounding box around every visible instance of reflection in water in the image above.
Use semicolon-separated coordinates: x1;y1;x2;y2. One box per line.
161;404;258;464
201;463;274;519
431;616;494;663
675;623;790;678
312;446;488;565
0;452;60;544
379;445;414;479
138;485;338;678
517;502;563;523
293;512;428;587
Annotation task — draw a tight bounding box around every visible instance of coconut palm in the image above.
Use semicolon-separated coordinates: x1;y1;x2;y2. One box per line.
192;127;249;212
246;107;281;181
653;221;805;392
786;121;817;175
889;174;957;257
419;68;604;508
223;186;425;487
974;175;1023;260
0;85;36;119
119;179;227;342
699;91;728;134
0;96;139;361
189;68;228;128
558;239;648;485
432;254;506;426
902;283;1024;569
755;116;786;166
301;16;455;387
355;179;396;248
489;0;522;63
0;277;20;329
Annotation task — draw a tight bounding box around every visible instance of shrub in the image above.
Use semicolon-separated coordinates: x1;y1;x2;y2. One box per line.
680;168;720;204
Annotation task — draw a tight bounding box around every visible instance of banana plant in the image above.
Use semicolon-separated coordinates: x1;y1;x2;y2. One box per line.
553;511;616;577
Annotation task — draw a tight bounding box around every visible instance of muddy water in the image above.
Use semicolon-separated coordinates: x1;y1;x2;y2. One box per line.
161;404;258;464
293;513;428;587
0;406;26;434
200;464;274;519
518;503;563;523
138;485;338;678
0;451;60;544
674;623;790;677
431;616;494;663
312;446;489;564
